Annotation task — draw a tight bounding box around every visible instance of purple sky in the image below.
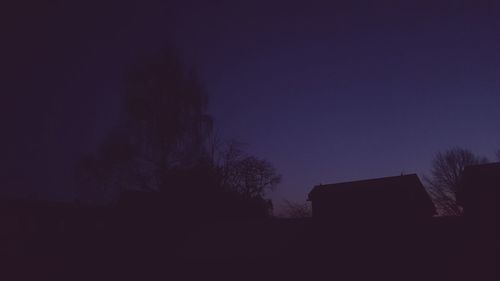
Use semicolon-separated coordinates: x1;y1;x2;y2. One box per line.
2;1;500;209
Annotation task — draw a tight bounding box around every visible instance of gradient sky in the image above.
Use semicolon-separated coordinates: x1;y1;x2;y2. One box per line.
2;1;500;209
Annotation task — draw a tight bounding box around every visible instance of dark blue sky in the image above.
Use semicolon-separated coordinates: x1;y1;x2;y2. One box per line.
2;1;500;208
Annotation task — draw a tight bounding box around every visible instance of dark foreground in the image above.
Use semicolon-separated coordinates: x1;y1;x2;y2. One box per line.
2;217;499;281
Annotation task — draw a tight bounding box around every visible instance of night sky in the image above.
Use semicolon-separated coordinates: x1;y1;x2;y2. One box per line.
3;1;500;210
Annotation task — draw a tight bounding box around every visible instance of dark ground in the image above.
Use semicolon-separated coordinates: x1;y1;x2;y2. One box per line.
2;216;499;280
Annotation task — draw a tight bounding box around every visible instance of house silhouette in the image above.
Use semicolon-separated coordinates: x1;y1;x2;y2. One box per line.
308;174;436;221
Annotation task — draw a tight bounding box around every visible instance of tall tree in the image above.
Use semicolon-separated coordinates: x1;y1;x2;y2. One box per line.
76;49;281;219
425;147;488;215
76;49;213;199
124;50;213;191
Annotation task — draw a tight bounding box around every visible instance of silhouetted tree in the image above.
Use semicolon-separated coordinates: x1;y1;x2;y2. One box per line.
76;48;213;200
496;149;500;161
425;147;488;216
213;141;281;217
76;48;281;219
123;49;213;191
226;156;281;199
280;200;311;218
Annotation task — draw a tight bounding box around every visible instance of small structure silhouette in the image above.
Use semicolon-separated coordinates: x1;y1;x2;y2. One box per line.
308;174;435;221
460;162;500;236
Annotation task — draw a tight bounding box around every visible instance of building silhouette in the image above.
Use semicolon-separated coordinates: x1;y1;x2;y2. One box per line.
460;162;500;238
308;174;436;221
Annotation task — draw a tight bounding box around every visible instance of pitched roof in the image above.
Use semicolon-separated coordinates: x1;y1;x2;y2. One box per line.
309;174;422;199
308;174;435;216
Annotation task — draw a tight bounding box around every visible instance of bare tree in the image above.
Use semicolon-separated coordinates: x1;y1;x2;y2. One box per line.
197;140;282;217
280;200;312;218
237;157;281;197
425;147;488;216
217;141;281;199
76;49;281;218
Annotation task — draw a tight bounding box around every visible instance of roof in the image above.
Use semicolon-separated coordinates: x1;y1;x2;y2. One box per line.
308;174;436;216
309;174;423;199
